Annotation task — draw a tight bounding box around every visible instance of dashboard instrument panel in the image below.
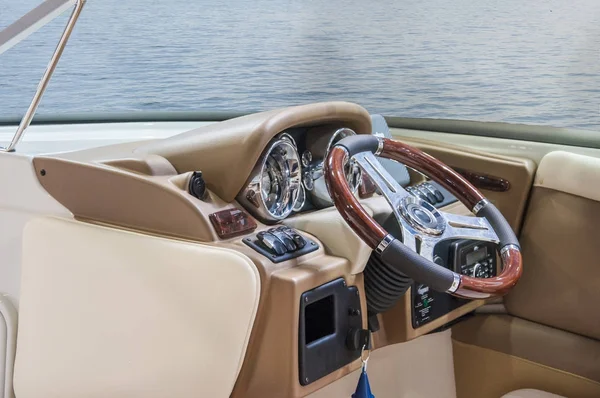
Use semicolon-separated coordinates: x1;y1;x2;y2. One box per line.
237;125;364;223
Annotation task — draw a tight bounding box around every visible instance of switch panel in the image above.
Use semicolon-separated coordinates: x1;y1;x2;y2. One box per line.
410;239;498;328
243;226;318;263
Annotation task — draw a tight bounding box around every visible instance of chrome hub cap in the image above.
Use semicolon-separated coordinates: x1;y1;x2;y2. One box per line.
399;196;445;235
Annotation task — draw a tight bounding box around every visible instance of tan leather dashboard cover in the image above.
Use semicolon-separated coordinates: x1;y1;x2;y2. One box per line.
135;101;372;201
32;102;372;242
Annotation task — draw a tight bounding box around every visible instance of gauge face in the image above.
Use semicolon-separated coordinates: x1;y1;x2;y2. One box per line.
328;128;361;193
344;158;362;193
301;150;313;167
259;140;301;220
302;127;363;209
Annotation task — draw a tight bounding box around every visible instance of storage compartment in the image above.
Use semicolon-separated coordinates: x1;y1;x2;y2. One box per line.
304;295;335;344
298;278;363;385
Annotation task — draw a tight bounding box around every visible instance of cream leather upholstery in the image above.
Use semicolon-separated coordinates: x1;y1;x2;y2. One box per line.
534;150;600;201
502;389;564;398
0;154;71;306
14;217;260;398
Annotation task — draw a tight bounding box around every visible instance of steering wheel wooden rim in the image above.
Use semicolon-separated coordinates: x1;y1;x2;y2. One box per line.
324;135;522;299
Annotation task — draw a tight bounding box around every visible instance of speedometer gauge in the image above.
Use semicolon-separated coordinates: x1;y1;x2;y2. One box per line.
238;136;302;222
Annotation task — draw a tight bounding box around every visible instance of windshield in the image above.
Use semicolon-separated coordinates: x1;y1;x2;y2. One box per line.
1;0;599;130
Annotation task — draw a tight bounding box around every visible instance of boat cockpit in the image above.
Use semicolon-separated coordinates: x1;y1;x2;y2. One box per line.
1;2;599;398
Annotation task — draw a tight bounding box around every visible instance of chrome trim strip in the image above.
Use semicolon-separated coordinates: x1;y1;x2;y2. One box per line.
374;137;384;156
375;234;395;254
446;273;461;293
472;198;490;214
500;243;520;256
1;0;86;152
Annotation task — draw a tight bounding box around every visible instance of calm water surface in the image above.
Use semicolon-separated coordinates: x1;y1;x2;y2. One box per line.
1;0;599;130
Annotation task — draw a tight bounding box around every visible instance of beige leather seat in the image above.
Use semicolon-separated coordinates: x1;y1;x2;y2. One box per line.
502;389;565;398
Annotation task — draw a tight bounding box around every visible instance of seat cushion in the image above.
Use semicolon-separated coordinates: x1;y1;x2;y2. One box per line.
502;389;564;398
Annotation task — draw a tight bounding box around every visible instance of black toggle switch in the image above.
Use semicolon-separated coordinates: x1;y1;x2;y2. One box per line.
291;234;306;249
348;307;361;317
257;231;287;255
346;328;371;351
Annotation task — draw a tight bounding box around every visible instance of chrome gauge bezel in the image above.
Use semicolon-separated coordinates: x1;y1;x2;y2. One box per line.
304;127;362;208
324;128;362;194
238;136;302;222
325;127;358;157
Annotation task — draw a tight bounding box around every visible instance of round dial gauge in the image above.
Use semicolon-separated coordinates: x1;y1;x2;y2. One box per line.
258;139;302;220
328;128;362;193
303;127;363;208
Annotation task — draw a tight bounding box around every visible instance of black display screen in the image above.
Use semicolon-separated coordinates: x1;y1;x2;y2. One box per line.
466;247;487;265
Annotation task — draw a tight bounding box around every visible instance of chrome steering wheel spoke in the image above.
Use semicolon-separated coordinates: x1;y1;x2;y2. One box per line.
418;213;500;262
354;152;417;251
353;152;411;207
439;212;500;243
354;151;499;260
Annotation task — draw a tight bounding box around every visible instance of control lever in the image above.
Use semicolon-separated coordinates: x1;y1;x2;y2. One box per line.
269;228;297;251
257;231;287;255
276;226;307;249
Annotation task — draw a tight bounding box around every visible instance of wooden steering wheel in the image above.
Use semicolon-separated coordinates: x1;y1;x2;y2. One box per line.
323;135;522;299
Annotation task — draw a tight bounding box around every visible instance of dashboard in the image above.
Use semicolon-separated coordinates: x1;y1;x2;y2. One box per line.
30;102;493;398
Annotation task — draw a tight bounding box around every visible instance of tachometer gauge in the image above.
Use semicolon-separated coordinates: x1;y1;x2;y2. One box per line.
304;127;362;208
238;136;302;222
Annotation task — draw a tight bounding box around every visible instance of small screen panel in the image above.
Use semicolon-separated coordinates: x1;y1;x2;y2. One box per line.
466;247;487;265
